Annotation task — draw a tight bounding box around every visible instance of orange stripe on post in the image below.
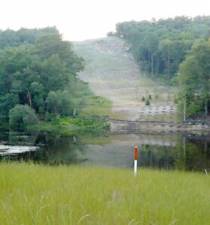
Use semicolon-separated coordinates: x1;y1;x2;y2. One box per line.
134;145;138;160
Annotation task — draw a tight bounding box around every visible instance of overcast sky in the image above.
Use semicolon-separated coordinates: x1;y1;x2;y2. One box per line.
1;0;210;41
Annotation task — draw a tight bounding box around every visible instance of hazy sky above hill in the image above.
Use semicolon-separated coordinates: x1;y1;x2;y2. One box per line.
1;0;210;41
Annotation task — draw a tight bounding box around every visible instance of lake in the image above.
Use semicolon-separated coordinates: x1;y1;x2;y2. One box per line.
0;131;210;172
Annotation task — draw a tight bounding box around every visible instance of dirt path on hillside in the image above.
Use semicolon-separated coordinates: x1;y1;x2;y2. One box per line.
73;37;176;121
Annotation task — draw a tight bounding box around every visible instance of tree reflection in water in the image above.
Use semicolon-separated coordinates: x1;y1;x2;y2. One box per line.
1;131;210;171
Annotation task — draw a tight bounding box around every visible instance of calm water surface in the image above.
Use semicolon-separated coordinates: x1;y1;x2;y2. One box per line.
1;131;210;172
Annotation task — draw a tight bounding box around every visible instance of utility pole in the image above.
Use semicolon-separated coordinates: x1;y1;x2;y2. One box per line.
183;136;186;158
183;97;186;122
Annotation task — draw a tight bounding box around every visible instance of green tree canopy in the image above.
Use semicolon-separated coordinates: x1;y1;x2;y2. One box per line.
9;105;39;131
178;39;210;117
0;27;91;130
115;16;210;79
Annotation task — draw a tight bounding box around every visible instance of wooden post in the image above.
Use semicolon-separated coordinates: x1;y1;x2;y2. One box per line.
134;145;138;176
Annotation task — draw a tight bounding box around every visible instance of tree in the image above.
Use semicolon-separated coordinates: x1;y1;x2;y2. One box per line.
9;105;39;131
115;16;210;79
178;39;210;117
0;27;91;131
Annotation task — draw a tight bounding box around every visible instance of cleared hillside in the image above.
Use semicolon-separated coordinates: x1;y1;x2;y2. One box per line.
73;37;176;121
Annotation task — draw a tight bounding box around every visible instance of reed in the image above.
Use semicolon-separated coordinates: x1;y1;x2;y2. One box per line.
0;163;209;225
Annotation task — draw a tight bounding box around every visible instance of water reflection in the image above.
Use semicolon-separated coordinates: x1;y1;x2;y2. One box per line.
0;131;210;171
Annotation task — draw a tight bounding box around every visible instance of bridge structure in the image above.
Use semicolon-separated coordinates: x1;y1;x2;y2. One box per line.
109;119;210;133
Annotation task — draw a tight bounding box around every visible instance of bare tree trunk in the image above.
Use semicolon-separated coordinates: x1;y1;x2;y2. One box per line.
151;54;154;76
204;99;208;117
167;46;170;77
27;89;32;107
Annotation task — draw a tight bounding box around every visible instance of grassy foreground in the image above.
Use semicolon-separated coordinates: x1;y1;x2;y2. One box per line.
0;164;209;225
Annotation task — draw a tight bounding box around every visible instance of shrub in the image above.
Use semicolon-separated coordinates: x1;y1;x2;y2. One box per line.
9;105;39;131
145;99;150;106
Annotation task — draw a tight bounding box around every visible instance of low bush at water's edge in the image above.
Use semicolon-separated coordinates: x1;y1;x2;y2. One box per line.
29;116;110;136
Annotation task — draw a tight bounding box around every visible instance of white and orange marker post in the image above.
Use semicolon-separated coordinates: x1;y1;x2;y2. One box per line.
134;145;139;176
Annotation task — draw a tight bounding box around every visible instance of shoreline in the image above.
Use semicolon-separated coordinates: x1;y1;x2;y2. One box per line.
110;119;210;134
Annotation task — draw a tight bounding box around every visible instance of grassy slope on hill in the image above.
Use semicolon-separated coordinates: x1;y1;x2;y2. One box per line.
73;37;177;121
0;163;209;225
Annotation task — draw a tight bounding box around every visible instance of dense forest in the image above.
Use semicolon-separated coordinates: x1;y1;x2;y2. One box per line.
0;27;108;132
115;16;210;79
1;18;210;127
115;16;210;118
178;39;210;117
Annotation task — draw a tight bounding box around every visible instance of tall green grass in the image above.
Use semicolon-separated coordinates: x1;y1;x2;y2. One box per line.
0;163;209;225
